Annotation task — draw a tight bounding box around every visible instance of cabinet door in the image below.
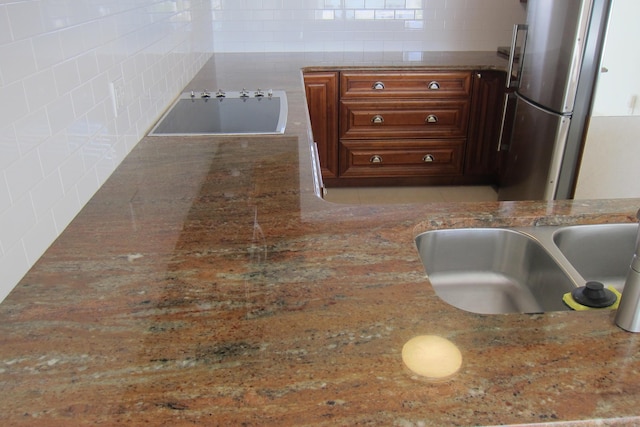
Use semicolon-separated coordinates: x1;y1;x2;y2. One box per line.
465;70;506;179
304;72;339;179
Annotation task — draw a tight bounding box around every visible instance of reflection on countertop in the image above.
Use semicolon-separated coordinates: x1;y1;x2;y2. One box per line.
1;53;640;427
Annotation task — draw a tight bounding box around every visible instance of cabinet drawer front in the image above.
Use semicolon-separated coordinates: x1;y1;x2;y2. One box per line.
341;71;472;99
339;139;464;177
340;100;469;139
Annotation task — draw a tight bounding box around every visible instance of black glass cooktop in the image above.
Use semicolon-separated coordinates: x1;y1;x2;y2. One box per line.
150;90;287;135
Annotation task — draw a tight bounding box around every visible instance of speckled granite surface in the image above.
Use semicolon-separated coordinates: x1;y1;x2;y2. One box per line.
1;53;640;426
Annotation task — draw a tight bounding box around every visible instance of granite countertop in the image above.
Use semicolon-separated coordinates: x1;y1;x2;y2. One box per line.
1;53;640;426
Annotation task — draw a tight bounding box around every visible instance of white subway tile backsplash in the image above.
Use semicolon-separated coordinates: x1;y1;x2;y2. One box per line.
0;172;11;214
30;171;64;221
75;167;100;209
32;32;64;70
24;69;58;111
82;136;109;174
22;211;57;265
71;82;96;118
46;93;75;136
0;6;12;45
14;107;51;156
40;0;75;31
0;243;30;302
91;73;111;105
0;125;20;171
96;140;125;183
365;0;385;9
5;1;45;41
0;195;37;251
1;0;211;302
51;185;81;234
5;149;43;202
59;24;90;60
0;39;37;84
53;58;81;96
58;147;86;194
345;0;365;8
212;0;524;52
76;51;100;83
246;0;264;9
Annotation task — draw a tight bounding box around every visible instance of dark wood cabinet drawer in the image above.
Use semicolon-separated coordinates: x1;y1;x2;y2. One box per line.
341;71;472;99
340;99;469;139
339;139;464;177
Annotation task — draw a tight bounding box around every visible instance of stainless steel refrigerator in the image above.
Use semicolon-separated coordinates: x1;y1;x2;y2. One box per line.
498;0;611;201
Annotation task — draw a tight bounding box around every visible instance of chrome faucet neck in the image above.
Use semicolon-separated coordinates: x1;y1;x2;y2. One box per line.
614;208;640;332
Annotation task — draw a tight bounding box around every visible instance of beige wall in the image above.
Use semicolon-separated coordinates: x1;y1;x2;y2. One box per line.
575;116;640;199
574;0;640;199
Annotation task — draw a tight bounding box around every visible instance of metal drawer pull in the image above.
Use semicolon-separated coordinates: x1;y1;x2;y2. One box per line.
422;154;435;163
370;155;383;164
372;81;385;90
425;114;438;124
428;81;440;90
371;114;384;124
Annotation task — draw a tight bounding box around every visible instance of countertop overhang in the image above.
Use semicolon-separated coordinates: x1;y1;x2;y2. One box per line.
1;52;639;426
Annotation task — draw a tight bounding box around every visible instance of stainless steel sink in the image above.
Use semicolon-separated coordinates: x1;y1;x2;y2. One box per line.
552;223;638;292
415;228;576;314
415;223;638;314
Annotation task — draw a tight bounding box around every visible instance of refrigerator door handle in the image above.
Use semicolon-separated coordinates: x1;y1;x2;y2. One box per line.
506;24;528;89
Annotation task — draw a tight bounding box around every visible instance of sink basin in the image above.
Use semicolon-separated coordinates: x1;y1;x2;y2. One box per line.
415;228;576;314
415;223;638;314
552;223;638;292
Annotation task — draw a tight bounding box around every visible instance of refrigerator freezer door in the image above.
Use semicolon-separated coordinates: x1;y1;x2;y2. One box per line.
498;95;571;201
518;0;593;113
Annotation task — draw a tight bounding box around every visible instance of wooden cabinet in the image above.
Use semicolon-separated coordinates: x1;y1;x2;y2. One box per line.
339;70;472;184
303;72;339;180
465;70;507;181
304;68;506;187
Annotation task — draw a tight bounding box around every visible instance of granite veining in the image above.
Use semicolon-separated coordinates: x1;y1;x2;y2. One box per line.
1;53;640;426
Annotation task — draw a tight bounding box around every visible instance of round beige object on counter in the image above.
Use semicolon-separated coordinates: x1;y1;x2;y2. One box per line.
402;335;462;380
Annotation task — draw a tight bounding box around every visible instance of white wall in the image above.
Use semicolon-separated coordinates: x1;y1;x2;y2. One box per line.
211;0;526;52
590;0;640;116
574;0;640;199
0;1;213;302
574;116;640;199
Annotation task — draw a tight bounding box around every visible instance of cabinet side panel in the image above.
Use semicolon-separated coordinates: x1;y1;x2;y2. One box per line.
304;72;340;179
